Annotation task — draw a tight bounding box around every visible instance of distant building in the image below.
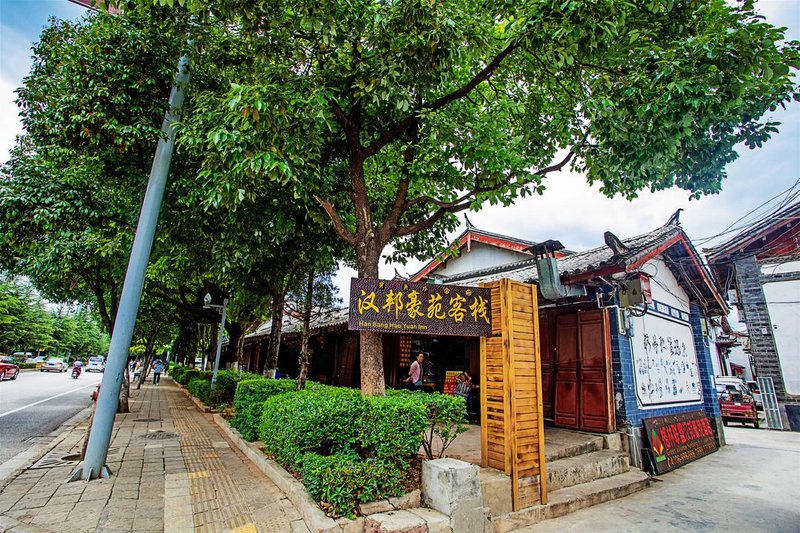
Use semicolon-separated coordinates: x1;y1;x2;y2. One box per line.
705;201;800;408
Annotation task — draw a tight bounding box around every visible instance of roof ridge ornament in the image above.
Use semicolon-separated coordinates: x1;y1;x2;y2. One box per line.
665;208;683;227
604;231;630;257
464;213;475;229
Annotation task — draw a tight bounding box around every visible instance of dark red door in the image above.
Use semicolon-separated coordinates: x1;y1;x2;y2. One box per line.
554;310;614;433
554;314;579;429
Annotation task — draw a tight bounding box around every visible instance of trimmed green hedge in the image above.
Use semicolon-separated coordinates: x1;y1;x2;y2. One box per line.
232;378;300;441
187;377;211;405
172;365;261;409
258;386;432;518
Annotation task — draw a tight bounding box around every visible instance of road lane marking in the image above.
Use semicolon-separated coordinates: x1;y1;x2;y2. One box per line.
0;383;98;419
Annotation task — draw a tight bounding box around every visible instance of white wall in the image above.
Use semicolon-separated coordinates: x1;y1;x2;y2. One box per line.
629;257;703;408
763;278;800;395
433;242;529;278
761;260;800;276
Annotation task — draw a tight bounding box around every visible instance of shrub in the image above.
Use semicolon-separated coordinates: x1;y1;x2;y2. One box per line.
257;386;432;518
176;368;211;386
259;387;364;465
298;454;406;517
187;377;211;405
211;369;261;407
415;393;469;460
231;378;298;440
360;394;428;461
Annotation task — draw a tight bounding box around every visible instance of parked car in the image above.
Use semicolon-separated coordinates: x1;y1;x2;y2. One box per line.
0;356;20;381
41;357;68;373
716;380;759;428
745;380;764;410
24;355;45;365
86;356;106;373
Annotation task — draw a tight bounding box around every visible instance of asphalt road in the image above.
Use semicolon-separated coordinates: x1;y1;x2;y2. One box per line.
516;425;800;533
0;369;103;466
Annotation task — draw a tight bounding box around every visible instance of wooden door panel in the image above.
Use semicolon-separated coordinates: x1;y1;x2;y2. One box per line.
578;310;613;433
554;314;579;429
539;311;555;419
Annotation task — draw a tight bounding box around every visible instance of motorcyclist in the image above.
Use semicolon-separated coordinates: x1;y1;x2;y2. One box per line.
72;360;83;377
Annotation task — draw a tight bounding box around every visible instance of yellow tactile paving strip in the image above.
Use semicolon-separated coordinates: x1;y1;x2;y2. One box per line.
166;384;295;533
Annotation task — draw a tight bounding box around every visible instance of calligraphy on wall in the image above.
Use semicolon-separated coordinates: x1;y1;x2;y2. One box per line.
630;301;702;407
643;410;718;474
348;278;492;337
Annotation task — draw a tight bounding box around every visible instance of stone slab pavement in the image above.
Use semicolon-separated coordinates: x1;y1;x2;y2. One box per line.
0;378;308;533
512;424;800;533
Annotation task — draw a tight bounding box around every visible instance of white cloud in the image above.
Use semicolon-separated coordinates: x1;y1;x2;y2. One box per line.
0;79;24;162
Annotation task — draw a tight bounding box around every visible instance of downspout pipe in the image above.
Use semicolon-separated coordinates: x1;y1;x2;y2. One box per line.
535;257;586;300
527;239;586;300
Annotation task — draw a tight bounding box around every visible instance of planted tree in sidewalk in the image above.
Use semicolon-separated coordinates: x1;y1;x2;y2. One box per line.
154;0;800;395
285;268;342;390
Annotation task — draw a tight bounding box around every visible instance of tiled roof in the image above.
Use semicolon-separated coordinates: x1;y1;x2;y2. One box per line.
441;223;682;285
704;200;800;260
248;307;350;339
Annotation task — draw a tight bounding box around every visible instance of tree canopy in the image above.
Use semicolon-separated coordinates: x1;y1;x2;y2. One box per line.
157;0;799;394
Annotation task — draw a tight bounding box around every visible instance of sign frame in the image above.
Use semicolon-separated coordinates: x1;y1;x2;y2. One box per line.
348;278;492;337
643;409;718;474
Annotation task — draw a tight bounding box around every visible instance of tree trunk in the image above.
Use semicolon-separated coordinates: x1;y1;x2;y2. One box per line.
118;367;130;413
137;351;154;389
297;270;315;391
263;291;286;378
235;332;246;371
226;321;244;370
358;243;386;396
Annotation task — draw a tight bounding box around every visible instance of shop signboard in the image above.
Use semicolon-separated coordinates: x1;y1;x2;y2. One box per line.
643;409;718;474
348;278;492;337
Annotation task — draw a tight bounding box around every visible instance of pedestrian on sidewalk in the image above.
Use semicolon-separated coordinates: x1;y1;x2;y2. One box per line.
153;360;165;385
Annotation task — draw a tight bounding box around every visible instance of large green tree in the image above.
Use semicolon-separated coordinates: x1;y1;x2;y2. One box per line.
158;0;799;394
0;276;54;355
0;10;189;333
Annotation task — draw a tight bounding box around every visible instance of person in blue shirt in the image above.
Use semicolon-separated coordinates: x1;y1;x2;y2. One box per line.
153;360;165;385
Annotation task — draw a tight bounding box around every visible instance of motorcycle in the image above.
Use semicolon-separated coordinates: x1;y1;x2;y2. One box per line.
71;366;82;379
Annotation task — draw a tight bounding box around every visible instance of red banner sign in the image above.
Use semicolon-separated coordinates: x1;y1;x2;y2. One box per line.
348;278;492;337
643;409;718;474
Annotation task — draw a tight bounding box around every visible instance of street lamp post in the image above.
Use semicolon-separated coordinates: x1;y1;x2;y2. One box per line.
204;294;228;391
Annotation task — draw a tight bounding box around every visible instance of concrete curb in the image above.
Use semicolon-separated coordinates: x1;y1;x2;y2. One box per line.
170;377;212;413
212;414;343;533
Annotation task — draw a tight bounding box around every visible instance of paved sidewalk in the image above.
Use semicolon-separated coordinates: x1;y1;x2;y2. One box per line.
0;379;307;533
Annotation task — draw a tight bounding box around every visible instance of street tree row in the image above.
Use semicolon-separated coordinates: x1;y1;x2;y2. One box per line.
2;0;799;395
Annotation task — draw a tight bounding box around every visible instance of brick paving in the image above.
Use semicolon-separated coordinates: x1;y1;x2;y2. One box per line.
0;379;306;533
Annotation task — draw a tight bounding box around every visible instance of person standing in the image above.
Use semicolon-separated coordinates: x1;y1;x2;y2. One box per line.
153;360;165;385
404;353;425;389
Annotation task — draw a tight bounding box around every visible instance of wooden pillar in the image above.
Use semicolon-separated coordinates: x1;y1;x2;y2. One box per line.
480;279;547;509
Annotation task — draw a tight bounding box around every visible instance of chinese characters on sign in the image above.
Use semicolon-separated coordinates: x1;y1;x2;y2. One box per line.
348;278;492;336
643;410;718;474
630;301;702;406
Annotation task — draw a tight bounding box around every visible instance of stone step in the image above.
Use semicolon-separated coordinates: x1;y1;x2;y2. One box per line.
492;470;651;533
544;434;605;462
546;449;630;492
365;508;451;533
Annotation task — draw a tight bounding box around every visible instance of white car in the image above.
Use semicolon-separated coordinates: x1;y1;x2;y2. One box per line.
86;356;106;373
41;357;68;372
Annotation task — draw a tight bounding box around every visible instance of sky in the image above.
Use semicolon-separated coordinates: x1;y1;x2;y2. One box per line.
1;0;799;302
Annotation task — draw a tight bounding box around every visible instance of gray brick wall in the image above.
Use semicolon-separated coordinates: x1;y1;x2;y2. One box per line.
733;255;788;398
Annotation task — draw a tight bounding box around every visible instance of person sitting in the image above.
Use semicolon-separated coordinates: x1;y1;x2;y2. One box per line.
455;370;472;400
